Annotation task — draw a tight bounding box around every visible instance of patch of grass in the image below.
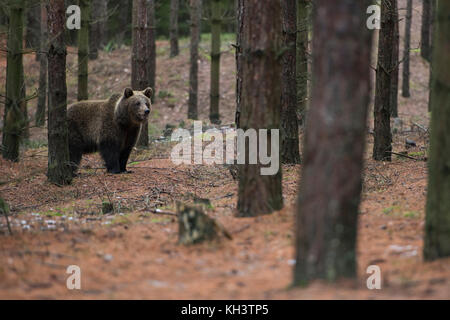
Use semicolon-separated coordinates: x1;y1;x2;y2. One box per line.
409;151;425;158
403;211;420;219
22;139;48;149
383;205;402;216
158;90;174;99
383;206;421;219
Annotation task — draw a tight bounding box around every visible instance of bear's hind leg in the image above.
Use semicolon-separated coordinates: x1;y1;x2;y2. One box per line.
69;146;83;177
99;140;121;174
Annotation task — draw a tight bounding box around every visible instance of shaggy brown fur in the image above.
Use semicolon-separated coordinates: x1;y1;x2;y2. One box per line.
67;87;153;175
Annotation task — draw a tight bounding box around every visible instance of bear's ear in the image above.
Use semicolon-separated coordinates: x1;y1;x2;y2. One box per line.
143;87;153;99
124;88;134;99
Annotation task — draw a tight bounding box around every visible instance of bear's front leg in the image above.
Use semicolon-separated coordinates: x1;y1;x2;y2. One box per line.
119;146;134;173
99;140;121;174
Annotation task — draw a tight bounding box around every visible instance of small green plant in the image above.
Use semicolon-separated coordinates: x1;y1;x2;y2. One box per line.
403;211;420;219
158;90;173;99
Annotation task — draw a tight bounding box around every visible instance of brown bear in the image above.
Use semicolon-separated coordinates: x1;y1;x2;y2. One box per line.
67;87;153;175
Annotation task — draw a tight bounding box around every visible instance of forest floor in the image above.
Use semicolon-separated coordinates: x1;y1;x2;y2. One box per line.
0;1;449;299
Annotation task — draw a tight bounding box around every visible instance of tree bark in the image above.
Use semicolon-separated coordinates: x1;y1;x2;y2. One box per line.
169;0;180;57
234;0;243;128
47;0;73;185
2;1;25;162
36;2;48;127
25;3;40;52
373;0;395;162
89;0;107;60
136;0;156;148
402;0;412;98
281;0;300;164
428;0;436;112
424;0;450;261
294;0;372;285
390;0;399;117
188;0;201;120
236;0;283;217
209;0;222;124
132;0;150;148
77;0;90;101
296;0;309;126
421;0;432;61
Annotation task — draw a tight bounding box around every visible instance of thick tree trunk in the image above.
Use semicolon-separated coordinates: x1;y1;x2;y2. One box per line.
390;0;399;117
2;1;25;162
47;0;73;185
281;0;300;164
236;0;283;217
89;0;107;60
136;0;156;148
402;0;412;98
424;0;450;261
296;0;308;126
421;0;432;61
373;0;395;162
294;0;372;286
188;0;201;120
169;0;180;57
36;2;48;127
77;0;90;101
132;0;150;148
209;0;221;124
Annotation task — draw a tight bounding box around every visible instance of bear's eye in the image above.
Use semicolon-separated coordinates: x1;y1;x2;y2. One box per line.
135;102;140;107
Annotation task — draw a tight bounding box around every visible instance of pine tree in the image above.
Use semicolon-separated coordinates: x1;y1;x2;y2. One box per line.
209;0;222;124
188;0;201;120
281;0;300;164
236;0;283;217
294;0;372;285
77;0;90;101
47;0;73;185
424;0;450;261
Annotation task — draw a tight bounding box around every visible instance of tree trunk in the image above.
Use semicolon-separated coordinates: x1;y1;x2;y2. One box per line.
294;0;372;286
147;0;156;95
36;2;48;127
402;0;412;98
169;0;180;57
424;0;450;261
234;0;243;128
77;0;90;101
25;3;40;53
47;0;73;185
390;0;399;118
296;0;308;126
421;0;432;61
373;0;395;162
2;1;25;162
89;0;107;60
136;0;156;148
209;0;221;124
428;0;436;112
132;0;150;148
236;0;283;217
188;0;201;120
0;7;7;26
281;0;300;164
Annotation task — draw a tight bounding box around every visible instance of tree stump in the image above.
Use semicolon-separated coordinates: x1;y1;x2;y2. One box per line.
177;203;231;245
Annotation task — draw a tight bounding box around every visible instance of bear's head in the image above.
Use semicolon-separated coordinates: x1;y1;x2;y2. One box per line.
116;87;153;125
